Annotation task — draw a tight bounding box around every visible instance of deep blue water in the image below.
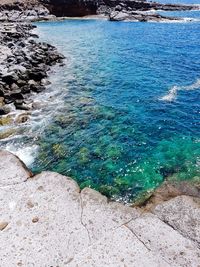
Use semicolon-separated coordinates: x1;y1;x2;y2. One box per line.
2;8;199;202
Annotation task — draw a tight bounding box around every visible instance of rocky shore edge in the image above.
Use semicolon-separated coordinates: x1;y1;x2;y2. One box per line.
0;0;199;23
0;150;200;266
0;0;199;132
0;21;65;134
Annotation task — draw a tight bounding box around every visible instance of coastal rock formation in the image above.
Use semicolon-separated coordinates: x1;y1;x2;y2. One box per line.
0;0;199;22
0;22;64;119
0;0;56;22
109;10;181;22
0;150;200;266
42;0;199;17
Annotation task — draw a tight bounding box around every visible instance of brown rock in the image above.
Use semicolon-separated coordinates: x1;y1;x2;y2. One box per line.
0;221;8;231
0;97;5;107
27;200;34;208
138;180;200;212
32;217;39;223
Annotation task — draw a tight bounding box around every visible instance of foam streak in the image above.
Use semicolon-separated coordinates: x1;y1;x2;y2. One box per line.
160;78;200;101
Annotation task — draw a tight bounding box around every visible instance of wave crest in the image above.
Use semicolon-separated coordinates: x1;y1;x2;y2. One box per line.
160;78;200;101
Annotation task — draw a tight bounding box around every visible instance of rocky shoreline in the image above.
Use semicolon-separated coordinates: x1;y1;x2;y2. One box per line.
0;2;200;265
0;0;199;23
0;2;56;22
0;0;199;129
0;150;200;266
0;21;64;131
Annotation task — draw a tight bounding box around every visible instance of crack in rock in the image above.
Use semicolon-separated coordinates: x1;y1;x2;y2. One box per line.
123;224;171;265
154;213;200;249
79;194;91;245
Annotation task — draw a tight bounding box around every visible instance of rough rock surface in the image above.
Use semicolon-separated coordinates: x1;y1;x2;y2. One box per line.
0;1;56;22
42;0;199;17
0;150;32;186
0;0;199;22
109;10;181;22
153;196;200;248
0;150;200;266
0;22;64;133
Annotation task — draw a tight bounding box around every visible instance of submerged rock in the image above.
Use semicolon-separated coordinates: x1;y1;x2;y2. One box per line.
0;128;17;139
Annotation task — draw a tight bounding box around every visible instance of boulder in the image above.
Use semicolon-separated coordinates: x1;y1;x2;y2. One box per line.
2;72;18;85
0;150;32;186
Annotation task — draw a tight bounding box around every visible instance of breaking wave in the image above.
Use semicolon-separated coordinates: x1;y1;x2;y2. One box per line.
160;78;200;101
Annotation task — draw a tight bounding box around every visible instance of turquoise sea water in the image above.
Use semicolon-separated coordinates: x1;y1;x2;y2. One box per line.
30;12;200;202
1;8;200;202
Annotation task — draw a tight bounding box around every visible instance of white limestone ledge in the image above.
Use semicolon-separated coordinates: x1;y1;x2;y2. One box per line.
0;150;200;267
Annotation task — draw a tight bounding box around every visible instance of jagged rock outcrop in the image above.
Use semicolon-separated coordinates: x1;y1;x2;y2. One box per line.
0;150;200;266
0;22;64;122
109;10;181;22
41;0;99;17
0;0;199;21
41;0;199;17
0;0;56;21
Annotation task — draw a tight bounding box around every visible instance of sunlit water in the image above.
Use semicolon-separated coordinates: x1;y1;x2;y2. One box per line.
1;9;200;202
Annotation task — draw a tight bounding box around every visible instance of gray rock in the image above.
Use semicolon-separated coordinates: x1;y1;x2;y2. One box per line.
0;150;32;186
0;151;200;266
127;214;200;267
110;11;132;21
153;195;200;247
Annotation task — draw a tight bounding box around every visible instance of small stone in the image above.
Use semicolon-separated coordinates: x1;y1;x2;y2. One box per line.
0;105;11;115
10;83;19;91
15;113;30;124
0;221;9;231
27;201;34;209
2;72;18;85
32;217;39;223
0;97;5;107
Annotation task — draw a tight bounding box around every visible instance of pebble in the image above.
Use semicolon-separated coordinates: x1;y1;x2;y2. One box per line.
0;221;9;231
32;217;39;223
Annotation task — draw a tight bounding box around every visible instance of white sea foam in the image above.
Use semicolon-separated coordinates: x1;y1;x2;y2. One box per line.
5;144;39;166
160;78;200;101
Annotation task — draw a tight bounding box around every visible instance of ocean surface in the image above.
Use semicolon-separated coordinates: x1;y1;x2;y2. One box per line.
1;6;200;202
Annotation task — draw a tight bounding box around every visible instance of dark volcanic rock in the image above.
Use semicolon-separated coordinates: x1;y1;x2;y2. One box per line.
29;70;47;81
42;0;98;17
0;0;199;22
0;22;65;114
0;2;56;22
40;0;199;17
2;72;18;85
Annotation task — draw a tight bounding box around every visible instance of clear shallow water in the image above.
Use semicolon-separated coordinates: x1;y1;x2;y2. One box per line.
2;12;200;202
